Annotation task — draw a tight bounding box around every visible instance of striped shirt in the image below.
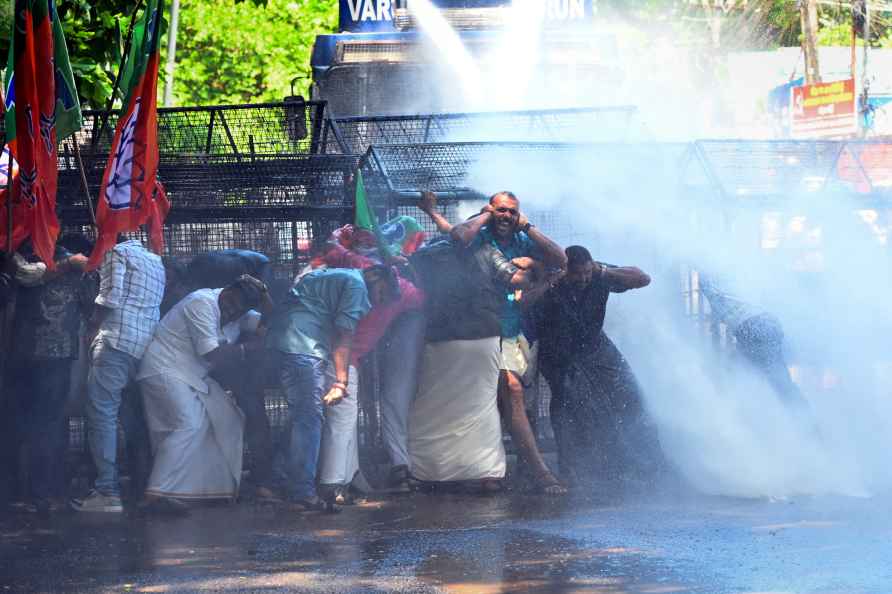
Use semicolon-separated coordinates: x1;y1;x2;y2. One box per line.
94;240;166;358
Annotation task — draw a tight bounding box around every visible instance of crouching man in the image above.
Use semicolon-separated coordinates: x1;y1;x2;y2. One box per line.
136;275;272;513
265;266;399;510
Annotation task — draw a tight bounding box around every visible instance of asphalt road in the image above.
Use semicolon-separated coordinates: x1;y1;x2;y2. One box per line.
1;490;890;593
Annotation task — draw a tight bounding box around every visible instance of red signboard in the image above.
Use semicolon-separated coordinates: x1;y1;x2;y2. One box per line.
790;78;858;139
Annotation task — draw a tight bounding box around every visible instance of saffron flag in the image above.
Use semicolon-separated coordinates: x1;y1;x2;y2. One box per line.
0;0;80;265
87;0;169;270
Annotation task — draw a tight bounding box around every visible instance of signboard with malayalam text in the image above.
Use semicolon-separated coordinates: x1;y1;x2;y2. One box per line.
790;78;858;139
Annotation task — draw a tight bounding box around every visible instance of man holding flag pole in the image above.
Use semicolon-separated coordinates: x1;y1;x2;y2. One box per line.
0;0;89;512
71;0;170;513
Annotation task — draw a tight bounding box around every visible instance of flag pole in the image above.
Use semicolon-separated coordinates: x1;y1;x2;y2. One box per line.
72;141;97;226
92;0;145;149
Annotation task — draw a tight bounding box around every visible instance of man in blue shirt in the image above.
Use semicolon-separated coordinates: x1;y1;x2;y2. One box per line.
452;191;568;495
266;265;399;509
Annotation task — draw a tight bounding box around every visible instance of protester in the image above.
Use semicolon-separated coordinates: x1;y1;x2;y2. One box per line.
311;221;426;497
407;221;534;491
318;282;426;499
165;249;278;497
531;245;663;489
699;274;805;407
188;248;272;289
266;265;398;510
136;275;272;513
70;237;165;513
450;191;569;495
3;242;89;513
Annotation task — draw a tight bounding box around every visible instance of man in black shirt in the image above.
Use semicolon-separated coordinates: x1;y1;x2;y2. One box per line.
531;245;663;489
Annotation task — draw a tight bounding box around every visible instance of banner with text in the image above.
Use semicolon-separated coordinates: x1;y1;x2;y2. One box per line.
790;78;858;139
339;0;595;33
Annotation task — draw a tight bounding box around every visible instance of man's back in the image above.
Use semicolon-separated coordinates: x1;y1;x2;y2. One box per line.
95;240;166;359
411;239;510;343
188;249;271;289
266;268;371;360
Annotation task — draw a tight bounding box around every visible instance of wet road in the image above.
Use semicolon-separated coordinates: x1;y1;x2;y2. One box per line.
1;491;890;593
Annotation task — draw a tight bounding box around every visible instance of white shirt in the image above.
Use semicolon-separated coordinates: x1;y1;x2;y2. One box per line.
95;240;166;358
137;289;228;393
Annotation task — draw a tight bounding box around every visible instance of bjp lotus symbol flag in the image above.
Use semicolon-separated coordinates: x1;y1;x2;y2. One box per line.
0;0;82;265
87;0;169;270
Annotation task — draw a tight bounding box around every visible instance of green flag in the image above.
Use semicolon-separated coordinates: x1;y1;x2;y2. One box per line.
3;0;82;143
354;171;429;257
50;0;82;141
354;170;383;239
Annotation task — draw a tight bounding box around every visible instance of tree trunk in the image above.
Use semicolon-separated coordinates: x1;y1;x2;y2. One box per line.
800;0;821;84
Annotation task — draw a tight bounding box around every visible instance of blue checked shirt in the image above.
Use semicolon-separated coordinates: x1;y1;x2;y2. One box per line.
94;240;166;359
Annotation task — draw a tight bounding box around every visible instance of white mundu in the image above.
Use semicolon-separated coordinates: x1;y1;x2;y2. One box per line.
409;337;506;482
138;289;245;500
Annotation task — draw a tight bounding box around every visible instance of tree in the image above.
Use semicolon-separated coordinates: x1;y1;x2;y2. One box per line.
0;0;335;108
168;0;337;106
0;1;132;108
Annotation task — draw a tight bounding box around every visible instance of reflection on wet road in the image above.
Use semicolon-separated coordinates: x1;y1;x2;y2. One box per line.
1;492;890;593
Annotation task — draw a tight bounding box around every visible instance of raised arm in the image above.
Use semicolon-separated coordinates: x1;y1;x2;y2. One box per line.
602;264;651;293
418;191;455;235
450;207;493;246
518;213;567;269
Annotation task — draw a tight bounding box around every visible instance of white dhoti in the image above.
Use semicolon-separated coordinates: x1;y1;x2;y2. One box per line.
318;366;360;486
141;374;245;500
409;337;506;481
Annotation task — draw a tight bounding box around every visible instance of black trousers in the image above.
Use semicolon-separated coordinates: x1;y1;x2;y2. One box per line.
544;335;664;486
211;348;275;487
2;358;72;501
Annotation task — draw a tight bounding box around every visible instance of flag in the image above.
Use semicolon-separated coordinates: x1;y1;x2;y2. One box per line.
87;0;169;270
0;0;81;261
49;0;82;141
353;170;426;258
379;215;425;256
0;1;60;264
0;144;26;249
353;169;390;259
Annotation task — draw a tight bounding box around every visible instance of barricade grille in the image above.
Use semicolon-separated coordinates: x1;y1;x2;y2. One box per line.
324;106;640;154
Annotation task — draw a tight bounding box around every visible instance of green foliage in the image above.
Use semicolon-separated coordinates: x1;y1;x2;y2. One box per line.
0;1;135;108
58;1;132;108
817;17;858;47
170;0;337;106
0;0;334;108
